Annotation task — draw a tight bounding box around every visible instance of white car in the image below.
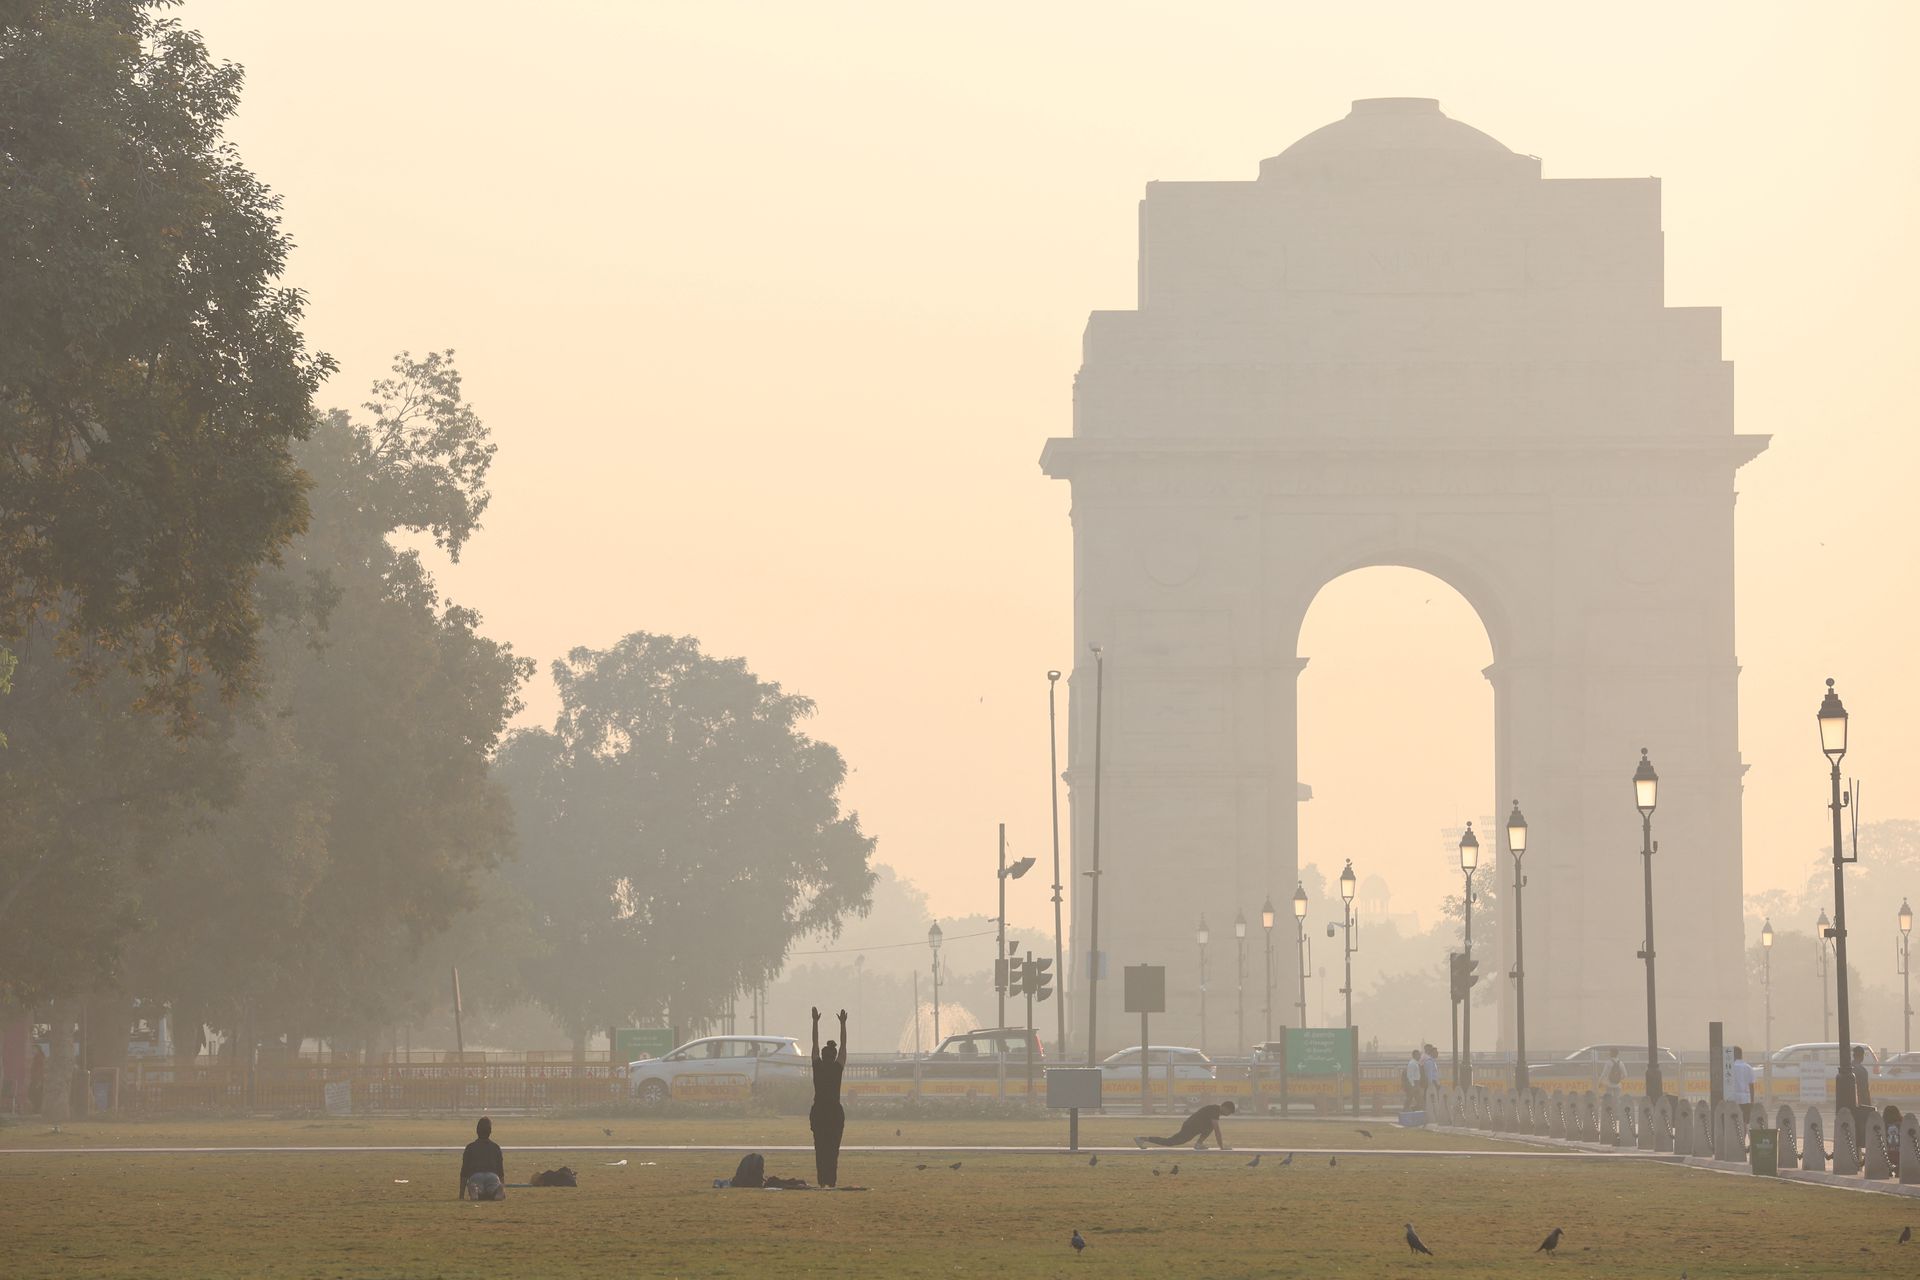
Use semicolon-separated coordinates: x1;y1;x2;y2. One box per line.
1768;1042;1880;1079
1098;1045;1216;1082
624;1035;809;1106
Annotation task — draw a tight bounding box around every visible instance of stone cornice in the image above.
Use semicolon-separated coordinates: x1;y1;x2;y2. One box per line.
1039;434;1770;478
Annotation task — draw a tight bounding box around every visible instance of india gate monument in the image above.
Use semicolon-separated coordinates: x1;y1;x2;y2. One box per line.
1043;98;1765;1058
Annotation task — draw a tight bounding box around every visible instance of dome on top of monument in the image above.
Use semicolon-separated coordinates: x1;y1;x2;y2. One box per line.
1259;98;1538;182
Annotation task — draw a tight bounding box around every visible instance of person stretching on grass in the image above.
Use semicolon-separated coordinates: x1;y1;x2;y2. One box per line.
459;1116;505;1200
1135;1100;1236;1151
810;1007;848;1186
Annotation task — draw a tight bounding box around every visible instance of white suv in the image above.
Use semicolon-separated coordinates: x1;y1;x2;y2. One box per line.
624;1035;809;1105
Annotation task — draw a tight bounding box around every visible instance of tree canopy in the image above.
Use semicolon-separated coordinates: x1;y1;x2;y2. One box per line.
0;1;332;720
501;633;876;1041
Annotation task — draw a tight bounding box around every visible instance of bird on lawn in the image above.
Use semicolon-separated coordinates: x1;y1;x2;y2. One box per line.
1537;1227;1563;1254
1404;1223;1434;1256
1088;1155;1098;1167
1151;1168;1161;1177
1071;1230;1087;1255
1356;1128;1373;1139
1278;1152;1293;1167
1901;1226;1912;1244
1328;1156;1338;1167
949;1162;963;1170
602;1128;614;1138
914;1164;928;1171
1246;1154;1261;1167
895;1128;902;1137
1169;1164;1180;1176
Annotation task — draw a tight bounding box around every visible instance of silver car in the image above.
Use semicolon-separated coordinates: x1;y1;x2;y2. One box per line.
624;1035;809;1106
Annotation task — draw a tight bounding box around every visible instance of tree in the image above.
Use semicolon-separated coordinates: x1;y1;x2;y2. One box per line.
0;2;334;721
123;352;531;1054
501;633;876;1046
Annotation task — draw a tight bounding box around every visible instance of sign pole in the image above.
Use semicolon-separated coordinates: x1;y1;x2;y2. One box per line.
1140;1008;1152;1116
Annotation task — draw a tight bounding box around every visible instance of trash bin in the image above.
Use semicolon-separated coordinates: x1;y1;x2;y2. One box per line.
1749;1128;1779;1176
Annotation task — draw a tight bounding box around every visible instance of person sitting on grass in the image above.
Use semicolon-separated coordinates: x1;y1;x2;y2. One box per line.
460;1116;506;1200
1135;1100;1236;1151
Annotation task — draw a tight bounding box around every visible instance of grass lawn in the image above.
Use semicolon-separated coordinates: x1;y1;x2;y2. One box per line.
0;1112;1527;1152
2;1141;1916;1277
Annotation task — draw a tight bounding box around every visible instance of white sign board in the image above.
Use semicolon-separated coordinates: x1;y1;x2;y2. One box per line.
1721;1046;1735;1098
323;1081;352;1116
1799;1066;1832;1104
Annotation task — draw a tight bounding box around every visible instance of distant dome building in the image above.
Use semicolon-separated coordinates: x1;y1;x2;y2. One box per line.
1259;97;1538;183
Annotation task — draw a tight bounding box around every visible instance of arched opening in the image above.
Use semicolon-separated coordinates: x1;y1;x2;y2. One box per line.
1295;567;1495;1043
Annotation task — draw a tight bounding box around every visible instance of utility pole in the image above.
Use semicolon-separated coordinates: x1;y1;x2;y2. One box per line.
1085;644;1105;1064
997;823;1008;1034
1047;670;1067;1059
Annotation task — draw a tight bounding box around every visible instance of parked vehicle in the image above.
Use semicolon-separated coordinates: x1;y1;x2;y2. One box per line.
1879;1051;1920;1079
1526;1044;1681;1081
624;1035;808;1105
1768;1042;1881;1078
1098;1045;1216;1082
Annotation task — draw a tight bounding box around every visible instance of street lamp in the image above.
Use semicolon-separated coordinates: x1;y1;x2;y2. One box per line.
1761;919;1775;1103
1292;882;1310;1030
1459;822;1479;1088
1818;678;1858;1116
1817;908;1833;1041
1901;900;1913;1055
1506;801;1530;1093
1046;670;1067;1060
1261;896;1276;1043
1633;748;1664;1099
1234;910;1247;1055
1334;860;1358;1032
928;922;944;1048
1086;644;1106;1065
1196;916;1210;1056
995;824;1035;1032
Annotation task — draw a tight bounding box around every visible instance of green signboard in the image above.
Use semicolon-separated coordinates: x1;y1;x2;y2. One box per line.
615;1027;677;1063
1284;1028;1353;1076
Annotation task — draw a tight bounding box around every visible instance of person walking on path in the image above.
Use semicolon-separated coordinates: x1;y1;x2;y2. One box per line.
1422;1044;1440;1095
810;1007;848;1186
1600;1048;1626;1100
458;1116;505;1200
1729;1046;1755;1126
1853;1045;1875;1153
1135;1100;1237;1151
1403;1050;1423;1111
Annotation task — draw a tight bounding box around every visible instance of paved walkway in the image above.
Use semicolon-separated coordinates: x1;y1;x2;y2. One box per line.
0;1141;1683;1158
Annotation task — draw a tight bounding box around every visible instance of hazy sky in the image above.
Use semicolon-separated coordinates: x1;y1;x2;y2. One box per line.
177;1;1919;934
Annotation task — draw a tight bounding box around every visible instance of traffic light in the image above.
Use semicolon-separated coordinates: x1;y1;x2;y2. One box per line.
995;957;1011;992
1008;957;1025;997
1449;952;1480;1002
1028;957;1054;1003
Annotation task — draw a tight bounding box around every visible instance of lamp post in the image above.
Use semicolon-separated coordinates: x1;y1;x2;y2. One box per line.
928;922;944;1048
1261;897;1276;1043
1292;882;1310;1029
1901;901;1913;1055
1633;748;1664;1099
1506;801;1530;1093
1459;822;1479;1089
1761;919;1774;1103
1819;678;1858;1117
1336;860;1358;1031
1196;917;1210;1056
1046;670;1067;1059
1086;645;1106;1065
1817;908;1833;1042
1234;910;1247;1055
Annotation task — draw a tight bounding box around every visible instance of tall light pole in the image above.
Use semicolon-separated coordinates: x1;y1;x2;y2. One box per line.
1085;645;1105;1065
1506;802;1530;1093
1900;900;1913;1055
1292;882;1310;1029
1046;670;1067;1059
1818;678;1858;1117
1761;919;1774;1103
1261;897;1276;1043
1234;910;1247;1054
1817;908;1833;1041
1336;860;1357;1031
928;922;944;1048
1459;822;1479;1088
1633;749;1664;1099
1196;916;1210;1056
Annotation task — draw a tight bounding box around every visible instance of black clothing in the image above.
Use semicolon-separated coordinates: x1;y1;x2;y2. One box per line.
459;1137;504;1198
811;1050;846;1186
1856;1064;1873;1107
1144;1104;1226;1147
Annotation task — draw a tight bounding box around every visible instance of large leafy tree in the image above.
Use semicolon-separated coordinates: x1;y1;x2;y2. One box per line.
0;1;333;720
125;352;532;1056
501;634;876;1045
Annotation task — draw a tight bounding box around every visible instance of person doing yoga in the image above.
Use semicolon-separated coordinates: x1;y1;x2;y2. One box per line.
1135;1100;1236;1151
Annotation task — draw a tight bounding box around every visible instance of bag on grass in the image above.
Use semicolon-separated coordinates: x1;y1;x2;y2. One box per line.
531;1167;578;1187
730;1153;766;1188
